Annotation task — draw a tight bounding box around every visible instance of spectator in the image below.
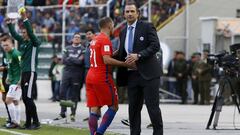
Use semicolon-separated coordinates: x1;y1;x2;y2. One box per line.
52;58;64;102
190;52;201;104
52;23;62;53
195;50;212;105
48;55;58;101
66;21;80;44
173;52;188;104
43;12;55;31
167;51;178;97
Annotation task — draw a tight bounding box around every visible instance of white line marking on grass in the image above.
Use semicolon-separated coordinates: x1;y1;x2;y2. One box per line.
0;128;31;135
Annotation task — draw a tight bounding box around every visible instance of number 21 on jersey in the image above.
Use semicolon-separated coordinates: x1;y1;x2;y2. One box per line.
90;48;97;68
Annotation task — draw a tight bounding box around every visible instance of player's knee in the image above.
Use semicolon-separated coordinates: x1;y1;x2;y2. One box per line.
90;107;101;114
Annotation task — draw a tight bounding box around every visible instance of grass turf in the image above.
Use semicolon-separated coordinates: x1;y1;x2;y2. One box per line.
0;118;116;135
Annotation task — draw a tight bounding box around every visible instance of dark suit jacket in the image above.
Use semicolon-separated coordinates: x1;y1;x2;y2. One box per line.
116;20;162;86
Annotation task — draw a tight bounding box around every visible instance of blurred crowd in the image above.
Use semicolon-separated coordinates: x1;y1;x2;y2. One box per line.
112;0;185;27
0;0;187;54
151;0;184;27
0;0;108;6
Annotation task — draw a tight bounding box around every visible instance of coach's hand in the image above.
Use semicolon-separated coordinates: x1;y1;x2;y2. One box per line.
125;62;137;70
125;53;138;64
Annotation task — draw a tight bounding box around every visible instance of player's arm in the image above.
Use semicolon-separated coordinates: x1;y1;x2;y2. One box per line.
6;67;11;84
103;55;128;67
16;53;22;85
5;18;24;43
21;12;41;46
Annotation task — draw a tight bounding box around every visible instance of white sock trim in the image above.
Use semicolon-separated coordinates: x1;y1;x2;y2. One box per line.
7;103;16;123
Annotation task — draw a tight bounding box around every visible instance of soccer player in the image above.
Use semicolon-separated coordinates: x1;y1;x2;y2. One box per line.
86;17;130;135
6;8;41;129
1;35;22;128
0;33;12;126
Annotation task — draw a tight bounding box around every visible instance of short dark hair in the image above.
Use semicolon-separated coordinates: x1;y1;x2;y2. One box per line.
0;34;14;43
73;32;81;36
125;0;140;13
125;1;139;9
98;17;113;29
85;28;95;34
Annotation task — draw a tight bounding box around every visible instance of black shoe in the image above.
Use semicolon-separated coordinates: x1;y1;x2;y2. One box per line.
146;123;153;128
31;123;41;130
94;132;103;135
121;119;130;127
70;114;75;122
83;117;89;122
5;122;19;129
54;114;66;120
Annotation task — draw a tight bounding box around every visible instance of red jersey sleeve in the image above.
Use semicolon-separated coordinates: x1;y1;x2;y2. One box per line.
101;38;112;56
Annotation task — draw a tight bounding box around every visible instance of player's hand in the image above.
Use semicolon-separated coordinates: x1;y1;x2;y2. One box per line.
5;18;12;24
125;62;137;70
125;53;138;64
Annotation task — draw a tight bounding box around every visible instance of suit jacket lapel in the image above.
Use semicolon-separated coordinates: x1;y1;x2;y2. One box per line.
120;27;127;59
133;21;140;52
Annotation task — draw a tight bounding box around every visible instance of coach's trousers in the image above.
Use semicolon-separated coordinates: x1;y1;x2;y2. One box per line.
127;71;163;135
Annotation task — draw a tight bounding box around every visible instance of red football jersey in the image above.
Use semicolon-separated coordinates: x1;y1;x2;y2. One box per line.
86;33;113;84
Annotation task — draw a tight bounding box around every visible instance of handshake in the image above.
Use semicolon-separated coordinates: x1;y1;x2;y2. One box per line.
124;53;139;70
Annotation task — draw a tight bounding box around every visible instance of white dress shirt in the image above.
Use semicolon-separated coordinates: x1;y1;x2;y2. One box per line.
125;20;138;54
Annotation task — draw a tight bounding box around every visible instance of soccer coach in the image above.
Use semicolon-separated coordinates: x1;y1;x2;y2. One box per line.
6;8;41;129
116;1;163;135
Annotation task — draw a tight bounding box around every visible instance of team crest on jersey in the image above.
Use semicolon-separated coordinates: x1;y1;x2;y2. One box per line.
104;45;110;52
77;50;82;54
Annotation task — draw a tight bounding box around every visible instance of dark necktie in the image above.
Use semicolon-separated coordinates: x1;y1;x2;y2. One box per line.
128;26;134;53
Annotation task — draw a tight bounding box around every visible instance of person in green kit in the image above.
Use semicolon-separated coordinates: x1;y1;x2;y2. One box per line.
6;7;41;129
195;50;212;105
1;35;22;129
190;52;201;104
173;51;188;104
